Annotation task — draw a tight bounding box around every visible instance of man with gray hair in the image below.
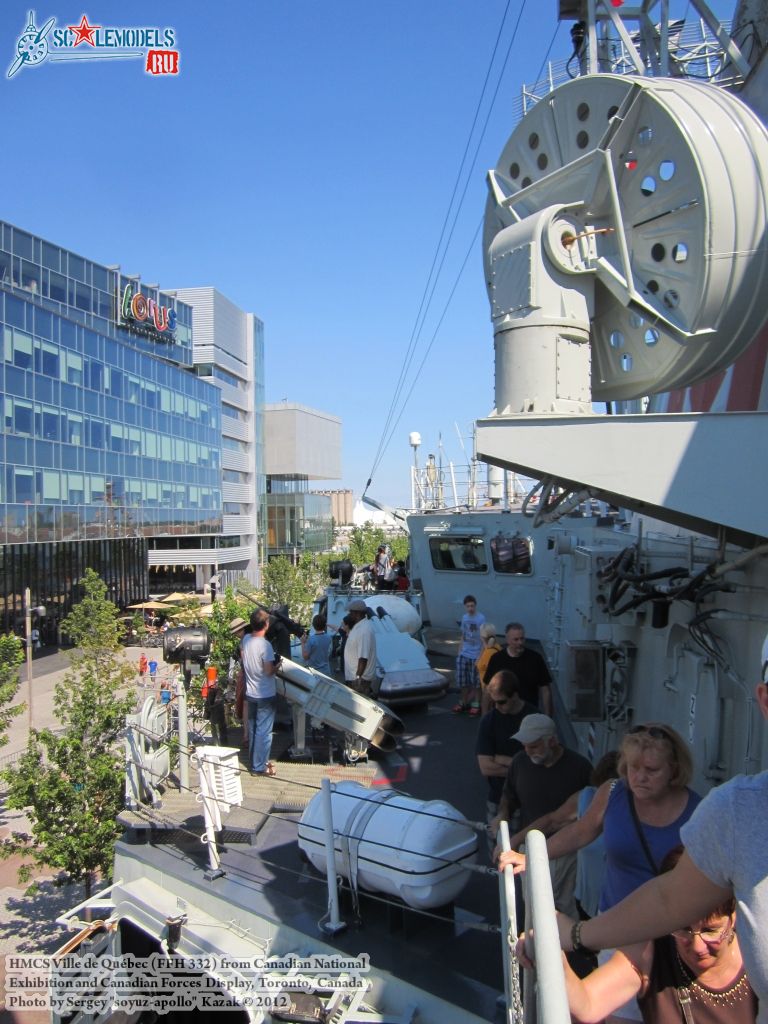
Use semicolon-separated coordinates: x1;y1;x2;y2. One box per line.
343;599;377;696
497;713;591;916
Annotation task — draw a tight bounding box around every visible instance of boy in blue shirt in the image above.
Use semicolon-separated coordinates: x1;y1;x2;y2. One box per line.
454;594;485;716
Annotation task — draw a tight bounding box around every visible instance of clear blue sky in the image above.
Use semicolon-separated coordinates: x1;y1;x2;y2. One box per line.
0;1;735;506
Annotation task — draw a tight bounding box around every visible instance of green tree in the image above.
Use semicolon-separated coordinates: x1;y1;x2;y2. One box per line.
346;521;409;566
260;556;325;627
2;569;136;898
205;587;252;677
0;634;24;748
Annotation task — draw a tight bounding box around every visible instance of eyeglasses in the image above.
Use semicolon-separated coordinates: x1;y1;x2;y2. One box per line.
628;724;674;742
672;922;731;948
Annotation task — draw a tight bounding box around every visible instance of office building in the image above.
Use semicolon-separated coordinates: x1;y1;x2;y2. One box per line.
0;221;227;633
166;287;265;588
264;403;341;559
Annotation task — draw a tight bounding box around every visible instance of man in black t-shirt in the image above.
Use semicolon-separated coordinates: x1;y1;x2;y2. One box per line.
483;622;552;714
497;714;592;916
475;670;537;819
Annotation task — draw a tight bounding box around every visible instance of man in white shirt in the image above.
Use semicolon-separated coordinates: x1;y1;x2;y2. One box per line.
343;599;377;696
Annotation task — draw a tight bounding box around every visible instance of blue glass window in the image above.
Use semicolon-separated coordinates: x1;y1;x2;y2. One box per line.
5;293;25;328
49;272;67;303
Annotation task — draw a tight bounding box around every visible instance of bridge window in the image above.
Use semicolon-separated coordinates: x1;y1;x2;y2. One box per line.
490;534;533;575
428;536;488;573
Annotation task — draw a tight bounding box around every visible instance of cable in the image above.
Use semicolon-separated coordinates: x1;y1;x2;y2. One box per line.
364;2;530;492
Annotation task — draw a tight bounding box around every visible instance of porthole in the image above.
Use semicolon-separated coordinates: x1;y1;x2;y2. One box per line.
629;312;645;329
621;354;633;372
624;152;638;170
644;328;660;346
529;132;539;150
537;153;548;170
577;102;590;122
510;162;520;179
641;176;656;196
608;105;619;119
521;176;532;188
659;159;676;181
576;130;589;149
672;243;688;263
638;126;654;145
663;289;680;310
647;280;659;294
610;331;625;349
651;243;666;262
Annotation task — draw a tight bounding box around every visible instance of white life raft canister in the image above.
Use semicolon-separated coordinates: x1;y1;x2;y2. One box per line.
298;781;477;909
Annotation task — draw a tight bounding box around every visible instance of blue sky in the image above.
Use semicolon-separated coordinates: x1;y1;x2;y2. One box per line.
0;1;734;506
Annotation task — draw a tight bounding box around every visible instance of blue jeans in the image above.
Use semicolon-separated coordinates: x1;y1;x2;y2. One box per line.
247;697;276;773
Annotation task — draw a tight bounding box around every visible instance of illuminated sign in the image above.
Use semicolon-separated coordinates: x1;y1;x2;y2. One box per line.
119;283;177;339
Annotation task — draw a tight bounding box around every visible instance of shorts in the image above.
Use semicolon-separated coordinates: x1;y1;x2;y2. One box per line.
455;654;480;690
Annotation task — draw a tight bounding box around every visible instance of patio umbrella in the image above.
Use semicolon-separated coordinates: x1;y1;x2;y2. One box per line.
161;592;196;603
127;600;170;611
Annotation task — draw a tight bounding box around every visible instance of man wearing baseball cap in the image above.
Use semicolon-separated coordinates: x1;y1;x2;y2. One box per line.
343;599;377;696
497;713;592;916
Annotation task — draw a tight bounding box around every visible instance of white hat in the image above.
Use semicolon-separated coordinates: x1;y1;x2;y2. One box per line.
512;714;557;744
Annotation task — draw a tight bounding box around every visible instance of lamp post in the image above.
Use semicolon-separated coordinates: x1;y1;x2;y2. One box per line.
24;588;46;732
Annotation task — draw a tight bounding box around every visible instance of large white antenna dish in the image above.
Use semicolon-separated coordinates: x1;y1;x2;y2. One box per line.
484;75;768;403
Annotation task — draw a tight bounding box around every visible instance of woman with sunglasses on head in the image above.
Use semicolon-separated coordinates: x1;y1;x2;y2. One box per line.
551;846;758;1023
500;722;700;1021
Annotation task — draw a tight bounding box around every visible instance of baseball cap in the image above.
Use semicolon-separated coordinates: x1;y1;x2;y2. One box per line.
512;714;557;744
229;617;248;633
347;599;368;612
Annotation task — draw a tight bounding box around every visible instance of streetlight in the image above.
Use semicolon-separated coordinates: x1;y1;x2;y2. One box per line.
24;588;46;732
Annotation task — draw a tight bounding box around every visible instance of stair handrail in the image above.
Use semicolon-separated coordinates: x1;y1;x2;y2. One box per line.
521;830;571;1024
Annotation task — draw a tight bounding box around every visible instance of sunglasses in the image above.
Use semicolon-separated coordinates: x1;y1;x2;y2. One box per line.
628;724;674;742
672;921;731;948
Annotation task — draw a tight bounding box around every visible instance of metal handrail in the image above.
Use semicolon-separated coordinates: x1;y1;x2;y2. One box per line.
498;821;524;1023
521;831;571;1024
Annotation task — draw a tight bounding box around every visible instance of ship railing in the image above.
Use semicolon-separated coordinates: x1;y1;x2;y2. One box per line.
498;824;570;1024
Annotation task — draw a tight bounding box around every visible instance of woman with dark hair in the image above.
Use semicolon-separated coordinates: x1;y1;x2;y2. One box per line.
557;846;757;1023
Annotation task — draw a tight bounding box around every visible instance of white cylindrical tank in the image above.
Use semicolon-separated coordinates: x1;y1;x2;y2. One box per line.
298;782;477;910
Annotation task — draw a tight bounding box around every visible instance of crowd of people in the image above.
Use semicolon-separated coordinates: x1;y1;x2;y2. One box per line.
475;604;768;1024
137;583;767;1021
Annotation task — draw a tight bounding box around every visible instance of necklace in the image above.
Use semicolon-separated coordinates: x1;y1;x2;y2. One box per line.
675;951;751;1006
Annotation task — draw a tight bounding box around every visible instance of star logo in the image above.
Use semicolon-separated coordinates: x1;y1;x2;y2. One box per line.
67;14;101;46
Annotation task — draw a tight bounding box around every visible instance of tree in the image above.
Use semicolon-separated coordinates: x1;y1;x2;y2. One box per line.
2;570;136;898
204;587;252;677
0;634;24;749
260;556;325;628
347;521;409;566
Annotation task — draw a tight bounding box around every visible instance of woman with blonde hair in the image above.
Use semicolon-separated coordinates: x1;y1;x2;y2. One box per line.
500;723;700;1021
475;623;502;714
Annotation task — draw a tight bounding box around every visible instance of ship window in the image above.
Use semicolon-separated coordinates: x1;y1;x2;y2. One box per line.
490;534;533;575
428;536;488;573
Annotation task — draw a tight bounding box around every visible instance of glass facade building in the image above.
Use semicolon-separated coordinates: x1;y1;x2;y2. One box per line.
0;220;223;632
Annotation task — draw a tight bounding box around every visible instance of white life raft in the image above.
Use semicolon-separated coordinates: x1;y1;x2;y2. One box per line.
298;781;477;909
